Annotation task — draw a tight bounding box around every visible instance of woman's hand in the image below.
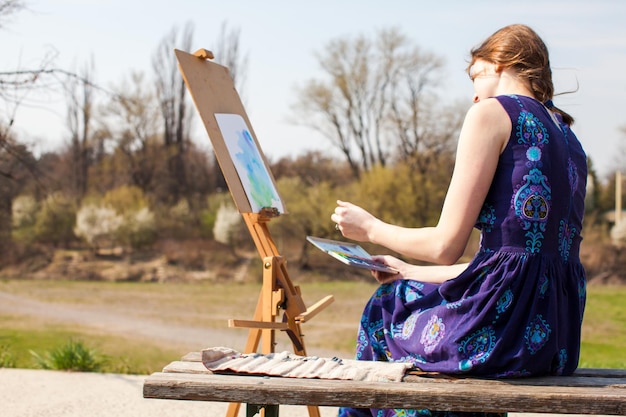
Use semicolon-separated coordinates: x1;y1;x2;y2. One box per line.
331;200;379;242
370;255;407;284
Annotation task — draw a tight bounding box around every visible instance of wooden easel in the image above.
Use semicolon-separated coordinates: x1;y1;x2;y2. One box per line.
175;48;333;417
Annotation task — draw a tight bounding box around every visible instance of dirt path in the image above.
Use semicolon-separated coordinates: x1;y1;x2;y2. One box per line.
0;289;248;352
0;287;342;356
0;286;343;417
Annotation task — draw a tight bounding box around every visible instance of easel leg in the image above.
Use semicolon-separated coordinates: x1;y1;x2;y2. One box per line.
246;404;279;417
227;402;241;417
261;258;277;353
307;405;321;417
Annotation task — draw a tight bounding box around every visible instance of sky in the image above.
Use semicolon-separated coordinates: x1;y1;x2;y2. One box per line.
2;0;626;179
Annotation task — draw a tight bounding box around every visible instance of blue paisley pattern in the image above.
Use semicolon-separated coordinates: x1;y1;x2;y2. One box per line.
525;314;551;355
339;95;587;417
555;349;568;376
496;289;514;314
511;107;552;253
517;110;549;147
558;220;576;261
476;204;496;232
458;326;497;371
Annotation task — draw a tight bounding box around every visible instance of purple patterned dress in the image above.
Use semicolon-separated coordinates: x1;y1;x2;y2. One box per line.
338;95;587;417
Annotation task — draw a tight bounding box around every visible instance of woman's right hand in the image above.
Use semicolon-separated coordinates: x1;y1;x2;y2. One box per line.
331;200;379;242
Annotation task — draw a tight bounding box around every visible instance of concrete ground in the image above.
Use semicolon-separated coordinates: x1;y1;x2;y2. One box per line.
0;368;338;417
0;368;616;417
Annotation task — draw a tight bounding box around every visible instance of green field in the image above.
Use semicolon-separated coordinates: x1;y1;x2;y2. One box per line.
579;285;626;368
0;280;624;373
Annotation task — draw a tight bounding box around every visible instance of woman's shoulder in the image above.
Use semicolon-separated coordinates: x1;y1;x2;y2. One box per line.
461;99;511;153
465;98;510;126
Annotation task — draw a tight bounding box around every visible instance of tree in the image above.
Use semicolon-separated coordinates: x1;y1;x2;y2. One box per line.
0;0;51;181
100;71;163;195
0;135;35;254
0;1;106;255
585;156;601;214
32;192;76;247
392;100;464;224
272;176;338;267
212;21;249;102
0;0;23;26
151;20;249;204
293;28;452;178
64;59;97;202
614;125;626;171
152;22;194;203
595;126;626;218
270;150;352;187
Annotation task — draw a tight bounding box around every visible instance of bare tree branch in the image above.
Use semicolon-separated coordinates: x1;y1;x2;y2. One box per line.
152;22;194;202
293;27;451;178
64;58;96;201
0;0;25;29
213;21;249;103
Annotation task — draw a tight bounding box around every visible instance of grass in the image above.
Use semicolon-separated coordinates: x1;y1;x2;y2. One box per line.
579;285;626;368
0;279;624;373
0;279;376;372
0;314;183;374
30;338;106;372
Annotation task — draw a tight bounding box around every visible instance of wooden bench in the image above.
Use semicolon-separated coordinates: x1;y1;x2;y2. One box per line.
143;352;626;416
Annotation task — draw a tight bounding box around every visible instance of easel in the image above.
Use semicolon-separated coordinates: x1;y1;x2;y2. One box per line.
175;49;334;417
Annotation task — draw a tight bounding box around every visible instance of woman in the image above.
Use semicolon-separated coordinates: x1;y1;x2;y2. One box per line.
332;24;587;417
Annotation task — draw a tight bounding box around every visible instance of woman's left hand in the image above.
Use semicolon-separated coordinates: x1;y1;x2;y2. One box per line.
370;255;407;284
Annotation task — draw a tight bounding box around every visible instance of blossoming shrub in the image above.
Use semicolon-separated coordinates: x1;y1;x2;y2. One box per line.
74;204;123;250
75;186;157;251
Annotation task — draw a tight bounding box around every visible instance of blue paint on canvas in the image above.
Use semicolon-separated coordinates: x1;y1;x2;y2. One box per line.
215;113;284;213
234;128;282;210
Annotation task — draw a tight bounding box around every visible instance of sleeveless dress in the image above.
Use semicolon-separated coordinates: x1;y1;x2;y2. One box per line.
338;95;588;417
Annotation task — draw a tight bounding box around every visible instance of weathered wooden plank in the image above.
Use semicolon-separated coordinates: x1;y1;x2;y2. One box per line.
402;373;626;388
143;371;626;415
166;355;626;385
181;351;202;362
573;368;626;378
147;354;626;414
162;360;209;374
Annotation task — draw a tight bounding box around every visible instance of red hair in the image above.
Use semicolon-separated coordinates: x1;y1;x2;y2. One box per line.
468;24;574;125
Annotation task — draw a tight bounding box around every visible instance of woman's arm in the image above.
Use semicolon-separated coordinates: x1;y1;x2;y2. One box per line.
371;255;469;284
332;98;510;265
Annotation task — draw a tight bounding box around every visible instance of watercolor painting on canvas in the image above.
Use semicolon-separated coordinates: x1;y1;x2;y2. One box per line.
215;113;284;213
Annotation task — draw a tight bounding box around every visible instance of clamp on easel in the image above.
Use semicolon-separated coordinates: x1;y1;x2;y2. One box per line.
193;48;214;60
176;50;334;417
